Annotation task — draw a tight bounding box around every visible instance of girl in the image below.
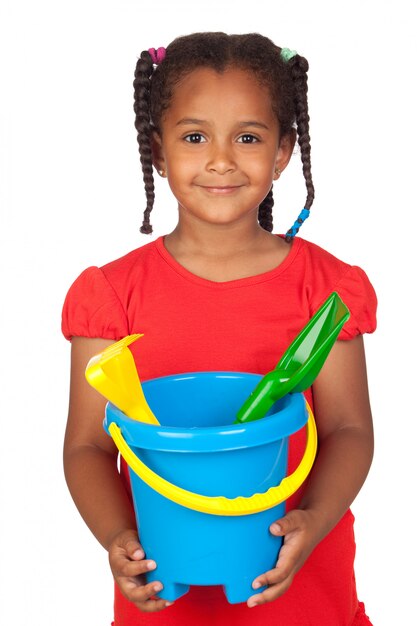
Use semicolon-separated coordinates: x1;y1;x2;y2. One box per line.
62;32;377;626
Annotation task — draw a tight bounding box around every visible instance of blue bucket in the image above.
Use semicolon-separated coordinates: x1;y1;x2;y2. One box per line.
104;372;313;604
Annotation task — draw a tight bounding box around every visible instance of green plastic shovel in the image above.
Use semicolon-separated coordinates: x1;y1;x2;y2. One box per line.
234;292;350;424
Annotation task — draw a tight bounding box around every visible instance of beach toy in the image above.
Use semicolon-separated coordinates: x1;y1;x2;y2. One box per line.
235;292;350;424
85;334;159;425
104;371;317;604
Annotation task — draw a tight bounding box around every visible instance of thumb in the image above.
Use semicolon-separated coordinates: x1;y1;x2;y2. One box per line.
118;529;144;560
270;510;301;536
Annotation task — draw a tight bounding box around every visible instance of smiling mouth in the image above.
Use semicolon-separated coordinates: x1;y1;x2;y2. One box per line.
198;185;243;194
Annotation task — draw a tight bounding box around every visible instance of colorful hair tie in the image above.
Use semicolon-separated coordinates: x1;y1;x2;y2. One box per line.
148;47;166;65
285;208;310;240
280;47;298;63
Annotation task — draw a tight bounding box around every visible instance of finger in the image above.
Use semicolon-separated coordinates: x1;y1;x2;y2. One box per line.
109;536;155;578
113;556;157;579
125;538;145;560
137;597;174;613
251;558;294;593
121;579;174;612
270;510;303;536
113;530;144;559
137;598;174;613
247;572;294;608
121;577;162;599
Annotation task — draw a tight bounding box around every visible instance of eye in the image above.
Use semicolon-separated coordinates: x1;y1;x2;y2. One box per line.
184;133;206;143
237;134;260;144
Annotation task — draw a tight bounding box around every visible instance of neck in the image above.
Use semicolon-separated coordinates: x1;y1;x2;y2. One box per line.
163;210;291;283
165;213;271;260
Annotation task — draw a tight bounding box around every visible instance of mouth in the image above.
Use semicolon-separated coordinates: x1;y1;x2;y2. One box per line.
198;185;243;195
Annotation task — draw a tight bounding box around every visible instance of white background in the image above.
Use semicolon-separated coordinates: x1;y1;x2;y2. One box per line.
1;1;415;624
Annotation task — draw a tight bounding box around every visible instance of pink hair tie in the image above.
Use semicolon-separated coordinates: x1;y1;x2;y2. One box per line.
148;47;166;65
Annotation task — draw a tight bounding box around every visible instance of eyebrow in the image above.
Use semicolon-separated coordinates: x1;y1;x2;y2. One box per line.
175;118;206;126
238;121;270;130
175;118;270;130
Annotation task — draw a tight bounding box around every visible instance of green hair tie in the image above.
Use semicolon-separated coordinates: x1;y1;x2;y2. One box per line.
280;47;298;62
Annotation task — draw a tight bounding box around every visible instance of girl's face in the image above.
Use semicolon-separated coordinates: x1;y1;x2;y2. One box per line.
153;67;294;229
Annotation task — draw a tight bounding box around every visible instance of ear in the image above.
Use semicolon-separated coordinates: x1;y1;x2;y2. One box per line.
273;128;297;179
151;131;167;176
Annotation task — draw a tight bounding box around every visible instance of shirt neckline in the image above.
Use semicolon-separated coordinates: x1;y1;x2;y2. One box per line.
155;235;303;289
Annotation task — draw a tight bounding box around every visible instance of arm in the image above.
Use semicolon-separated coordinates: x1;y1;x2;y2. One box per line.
248;335;374;607
64;337;172;612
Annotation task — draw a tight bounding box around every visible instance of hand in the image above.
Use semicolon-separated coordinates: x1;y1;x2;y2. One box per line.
109;529;173;613
247;509;321;608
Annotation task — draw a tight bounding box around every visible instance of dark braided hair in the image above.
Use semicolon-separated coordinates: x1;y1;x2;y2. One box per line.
283;54;315;241
133;33;314;238
133;51;155;234
258;188;274;232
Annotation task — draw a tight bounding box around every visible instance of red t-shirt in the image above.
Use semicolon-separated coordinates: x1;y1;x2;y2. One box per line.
62;236;377;626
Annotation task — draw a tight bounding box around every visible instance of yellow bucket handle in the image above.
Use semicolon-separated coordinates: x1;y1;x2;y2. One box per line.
108;402;317;516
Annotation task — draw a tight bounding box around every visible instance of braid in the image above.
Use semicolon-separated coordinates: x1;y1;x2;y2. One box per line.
285;54;315;242
133;51;155;234
258;188;274;232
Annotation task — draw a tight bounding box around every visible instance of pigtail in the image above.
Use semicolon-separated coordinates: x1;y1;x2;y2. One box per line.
133;51;155;234
284;54;315;241
258;188;274;232
259;51;315;239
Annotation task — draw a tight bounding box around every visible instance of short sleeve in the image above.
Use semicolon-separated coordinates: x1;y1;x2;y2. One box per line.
61;266;129;341
334;266;377;340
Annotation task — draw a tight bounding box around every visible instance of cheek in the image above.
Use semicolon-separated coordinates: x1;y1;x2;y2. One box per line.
168;159;200;181
250;162;275;183
240;149;276;173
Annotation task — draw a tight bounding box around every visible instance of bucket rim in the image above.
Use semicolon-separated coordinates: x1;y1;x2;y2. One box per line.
104;371;308;452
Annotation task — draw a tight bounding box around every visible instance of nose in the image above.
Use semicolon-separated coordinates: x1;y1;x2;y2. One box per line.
206;140;236;175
